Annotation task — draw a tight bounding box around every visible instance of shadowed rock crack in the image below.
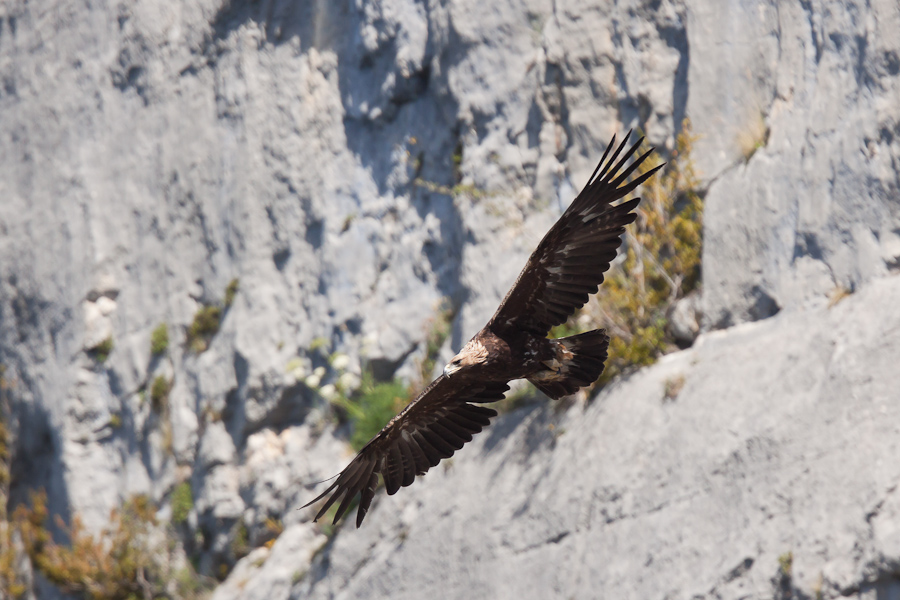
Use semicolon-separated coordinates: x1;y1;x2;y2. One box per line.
511;530;571;555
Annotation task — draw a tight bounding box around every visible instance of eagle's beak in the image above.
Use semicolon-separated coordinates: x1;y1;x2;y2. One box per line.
443;361;461;377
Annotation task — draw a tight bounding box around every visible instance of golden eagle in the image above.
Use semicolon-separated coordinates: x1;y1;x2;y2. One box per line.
303;133;662;527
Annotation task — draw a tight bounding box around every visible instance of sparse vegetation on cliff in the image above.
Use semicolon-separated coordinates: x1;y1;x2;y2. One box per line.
187;305;222;353
224;279;239;308
150;375;171;413
13;491;210;600
329;304;455;451
171;482;193;526
150;323;169;356
337;374;410;451
90;336;115;363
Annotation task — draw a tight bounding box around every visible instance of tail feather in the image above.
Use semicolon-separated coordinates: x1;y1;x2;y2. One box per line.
528;330;609;399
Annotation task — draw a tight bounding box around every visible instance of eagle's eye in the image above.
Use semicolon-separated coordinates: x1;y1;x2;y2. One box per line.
444;357;464;377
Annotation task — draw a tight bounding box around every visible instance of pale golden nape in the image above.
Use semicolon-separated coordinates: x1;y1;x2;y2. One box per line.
443;339;489;377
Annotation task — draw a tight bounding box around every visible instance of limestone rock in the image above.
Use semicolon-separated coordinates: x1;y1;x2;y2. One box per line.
694;0;900;329
669;291;702;347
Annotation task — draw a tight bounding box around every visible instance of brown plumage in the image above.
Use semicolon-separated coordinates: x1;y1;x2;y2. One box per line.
303;133;663;527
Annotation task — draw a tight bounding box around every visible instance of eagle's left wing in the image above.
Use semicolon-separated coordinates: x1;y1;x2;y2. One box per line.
302;375;509;528
488;134;662;337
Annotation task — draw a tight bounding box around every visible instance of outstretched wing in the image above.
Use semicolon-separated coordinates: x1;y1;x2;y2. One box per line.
488;133;663;337
302;375;509;528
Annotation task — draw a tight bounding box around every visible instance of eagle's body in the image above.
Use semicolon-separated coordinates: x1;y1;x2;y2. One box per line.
451;329;547;381
449;326;594;390
304;133;662;527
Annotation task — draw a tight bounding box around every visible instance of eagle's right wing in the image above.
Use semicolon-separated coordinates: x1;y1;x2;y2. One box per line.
302;375;509;528
488;134;662;337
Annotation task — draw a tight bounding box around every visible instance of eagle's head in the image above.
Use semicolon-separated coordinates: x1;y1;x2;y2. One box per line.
443;338;489;377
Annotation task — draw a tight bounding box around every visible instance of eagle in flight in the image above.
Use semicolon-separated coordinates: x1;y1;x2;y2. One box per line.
303;133;662;527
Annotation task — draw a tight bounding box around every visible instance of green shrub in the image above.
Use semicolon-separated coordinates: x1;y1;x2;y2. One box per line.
150;323;169;356
171;482;193;525
224;279;239;308
187;305;221;353
551;120;703;387
336;374;409;451
90;336;114;363
150;376;170;412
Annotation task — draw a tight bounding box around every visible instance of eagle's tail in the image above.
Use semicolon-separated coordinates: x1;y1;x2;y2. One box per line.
528;330;609;400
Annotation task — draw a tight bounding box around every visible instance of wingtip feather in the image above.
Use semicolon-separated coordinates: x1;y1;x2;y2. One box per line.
588;133;617;186
356;471;379;528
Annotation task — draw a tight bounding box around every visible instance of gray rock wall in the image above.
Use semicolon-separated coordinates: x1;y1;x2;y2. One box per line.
0;0;897;598
694;0;900;327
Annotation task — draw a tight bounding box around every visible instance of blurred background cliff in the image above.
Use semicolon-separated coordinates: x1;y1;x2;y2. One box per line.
0;0;899;598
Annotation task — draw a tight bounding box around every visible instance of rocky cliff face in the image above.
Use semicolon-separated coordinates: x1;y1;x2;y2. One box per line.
0;0;898;599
